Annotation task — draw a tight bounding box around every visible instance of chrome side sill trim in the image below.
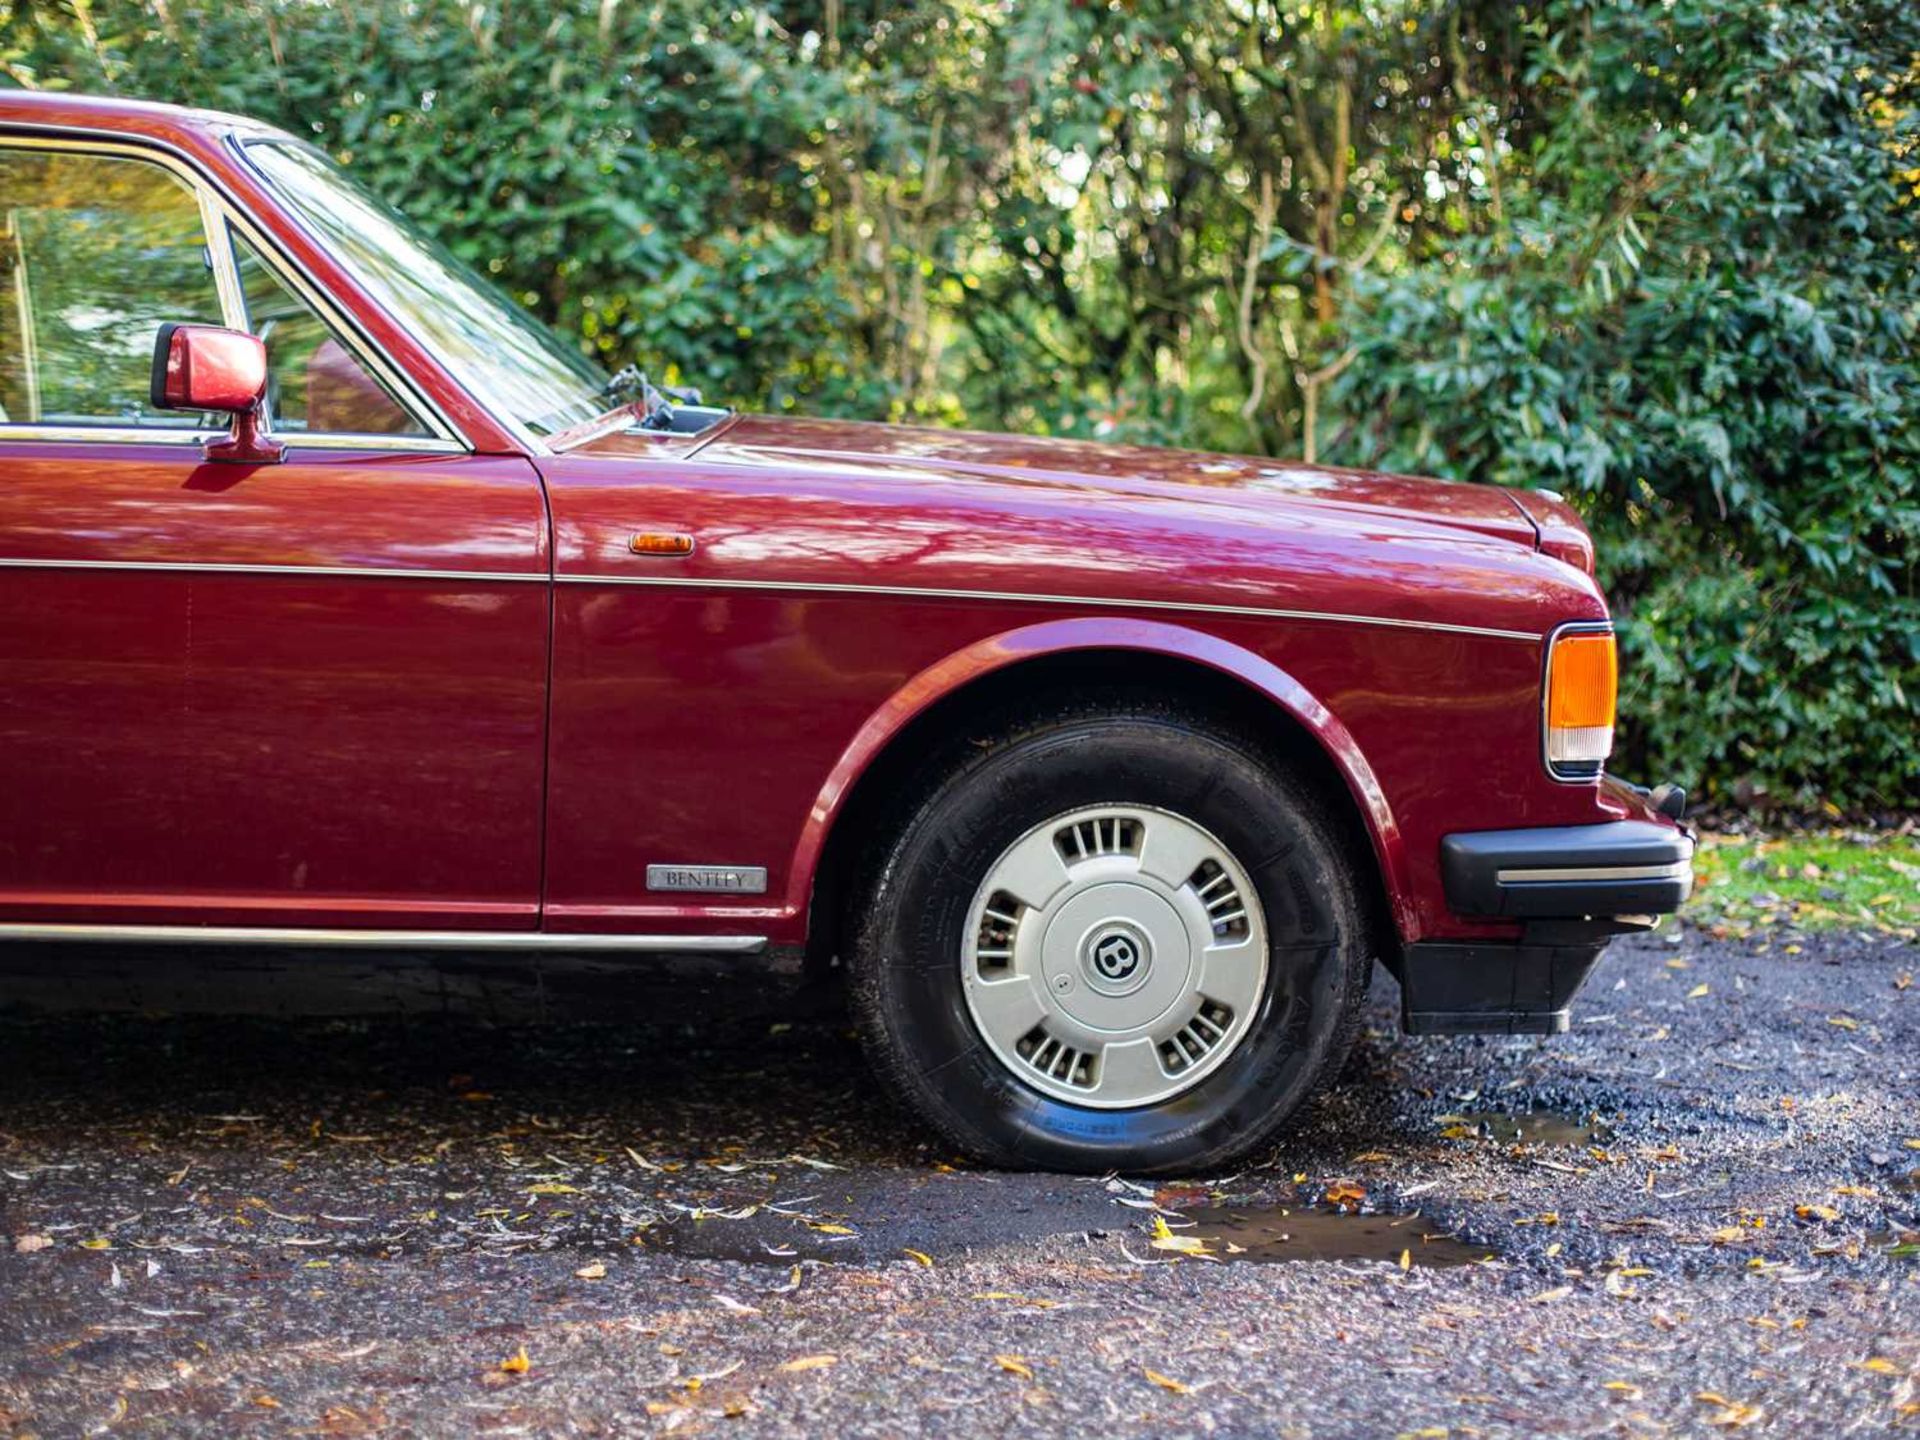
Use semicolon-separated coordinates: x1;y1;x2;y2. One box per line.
0;923;767;954
1494;861;1692;884
553;573;1544;642
0;558;548;584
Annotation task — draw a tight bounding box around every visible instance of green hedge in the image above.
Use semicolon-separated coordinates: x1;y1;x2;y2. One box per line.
5;0;1914;807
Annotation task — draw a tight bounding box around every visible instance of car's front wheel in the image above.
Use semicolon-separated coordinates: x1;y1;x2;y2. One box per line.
848;698;1372;1174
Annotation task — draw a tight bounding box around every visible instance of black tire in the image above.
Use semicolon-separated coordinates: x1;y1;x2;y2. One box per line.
847;697;1372;1175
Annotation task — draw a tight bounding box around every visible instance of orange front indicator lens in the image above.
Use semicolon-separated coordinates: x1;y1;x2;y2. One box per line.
1545;630;1617;778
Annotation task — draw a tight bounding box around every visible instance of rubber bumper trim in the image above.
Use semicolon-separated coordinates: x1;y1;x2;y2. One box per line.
1440;819;1694;919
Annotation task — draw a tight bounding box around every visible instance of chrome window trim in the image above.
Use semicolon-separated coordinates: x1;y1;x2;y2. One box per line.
0;922;766;953
269;431;466;454
0;423;222;447
0;557;548;583
231;135;559;458
0;422;465;454
551;571;1544;641
197;183;249;328
0;127;469;450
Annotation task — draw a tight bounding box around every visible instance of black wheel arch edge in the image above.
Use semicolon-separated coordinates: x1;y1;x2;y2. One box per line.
804;647;1397;980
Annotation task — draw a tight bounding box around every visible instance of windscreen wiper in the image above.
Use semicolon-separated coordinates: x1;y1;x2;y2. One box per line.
601;365;706;431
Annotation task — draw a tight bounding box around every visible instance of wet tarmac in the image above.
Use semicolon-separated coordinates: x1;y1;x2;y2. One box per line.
1;926;1915;1435
1167;1204;1493;1269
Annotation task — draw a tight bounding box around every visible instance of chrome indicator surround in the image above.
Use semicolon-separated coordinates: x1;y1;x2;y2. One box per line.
1540;619;1617;783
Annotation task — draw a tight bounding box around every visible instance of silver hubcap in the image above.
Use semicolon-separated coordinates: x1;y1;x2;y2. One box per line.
961;804;1269;1108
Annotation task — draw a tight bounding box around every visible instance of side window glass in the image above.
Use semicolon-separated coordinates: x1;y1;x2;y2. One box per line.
230;231;427;437
0;147;225;428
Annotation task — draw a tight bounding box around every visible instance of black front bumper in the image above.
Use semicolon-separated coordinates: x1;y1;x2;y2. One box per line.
1402;817;1694;1036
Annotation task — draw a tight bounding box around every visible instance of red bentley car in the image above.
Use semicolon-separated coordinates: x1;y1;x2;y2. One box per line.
0;92;1693;1173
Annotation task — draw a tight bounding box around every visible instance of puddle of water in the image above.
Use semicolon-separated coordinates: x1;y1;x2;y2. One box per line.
1177;1204;1496;1268
638;1219;859;1265
1444;1110;1608;1146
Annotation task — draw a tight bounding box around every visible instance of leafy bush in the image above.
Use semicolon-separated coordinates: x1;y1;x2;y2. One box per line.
1333;1;1919;807
3;0;1913;806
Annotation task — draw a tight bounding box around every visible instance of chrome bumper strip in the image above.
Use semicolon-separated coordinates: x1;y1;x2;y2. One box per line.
1494;860;1693;884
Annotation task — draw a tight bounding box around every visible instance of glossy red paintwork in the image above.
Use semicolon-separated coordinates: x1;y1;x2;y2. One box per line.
539;419;1620;945
0;92;1665;951
0;442;550;928
156;324;267;412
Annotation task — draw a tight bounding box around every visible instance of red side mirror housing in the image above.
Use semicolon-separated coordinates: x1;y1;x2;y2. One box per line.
149;323;284;464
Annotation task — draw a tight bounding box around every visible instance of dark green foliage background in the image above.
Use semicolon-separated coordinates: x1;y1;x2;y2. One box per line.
5;0;1915;807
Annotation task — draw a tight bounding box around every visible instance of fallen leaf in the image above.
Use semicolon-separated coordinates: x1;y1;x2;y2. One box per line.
1826;1016;1858;1031
525;1183;579;1197
1144;1368;1192;1395
1795;1204;1841;1222
902;1249;934;1267
1528;1286;1573;1304
498;1347;530;1375
1148;1215;1211;1257
78;1238;111;1251
1706;1400;1764;1428
574;1262;607;1280
1324;1181;1367;1211
1851;1358;1899;1374
778;1355;838;1373
1687;983;1710;999
1153;1184;1212;1207
1399;1248;1411;1272
13;1235;52;1255
995;1354;1034;1380
808;1223;856;1237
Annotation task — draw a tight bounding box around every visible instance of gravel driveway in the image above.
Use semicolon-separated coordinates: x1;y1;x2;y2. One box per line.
1;926;1914;1436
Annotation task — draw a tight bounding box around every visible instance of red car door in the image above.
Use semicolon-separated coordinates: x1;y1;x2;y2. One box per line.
0;137;550;932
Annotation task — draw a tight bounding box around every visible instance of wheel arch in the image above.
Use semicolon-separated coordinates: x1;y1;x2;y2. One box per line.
790;617;1413;965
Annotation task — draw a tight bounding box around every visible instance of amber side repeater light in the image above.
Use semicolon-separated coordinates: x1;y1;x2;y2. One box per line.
629;531;696;557
1544;628;1617;780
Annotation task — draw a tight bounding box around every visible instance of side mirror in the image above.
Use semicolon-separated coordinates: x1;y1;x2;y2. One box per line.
149;322;285;464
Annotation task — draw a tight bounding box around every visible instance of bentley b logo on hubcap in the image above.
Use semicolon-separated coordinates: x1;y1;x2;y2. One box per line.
1080;919;1154;997
1093;932;1141;980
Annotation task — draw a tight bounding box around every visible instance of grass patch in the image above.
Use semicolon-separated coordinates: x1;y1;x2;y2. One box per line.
1686;829;1918;939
